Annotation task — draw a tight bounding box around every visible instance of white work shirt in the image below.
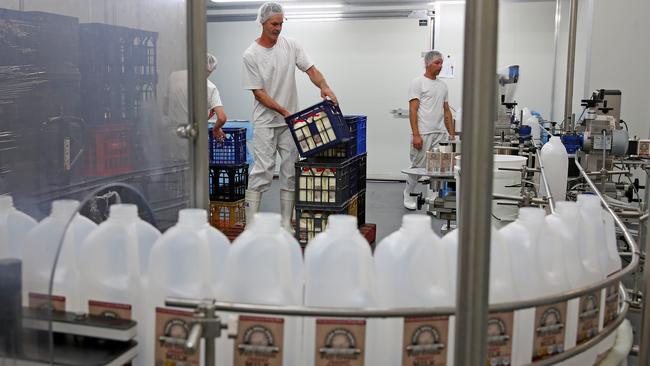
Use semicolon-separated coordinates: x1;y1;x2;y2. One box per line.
242;36;314;127
408;75;449;134
167;70;223;125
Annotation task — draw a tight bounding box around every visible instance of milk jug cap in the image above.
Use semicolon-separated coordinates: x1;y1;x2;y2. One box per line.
178;209;207;226
401;214;431;232
109;204;139;221
328;215;357;232
51;200;80;218
0;196;13;211
253;212;281;233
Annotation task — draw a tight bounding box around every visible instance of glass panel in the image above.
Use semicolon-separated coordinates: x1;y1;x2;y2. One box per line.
0;0;190;363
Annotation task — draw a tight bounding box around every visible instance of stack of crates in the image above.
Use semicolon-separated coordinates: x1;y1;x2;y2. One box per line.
294;115;367;246
208;127;249;231
78;23;158;176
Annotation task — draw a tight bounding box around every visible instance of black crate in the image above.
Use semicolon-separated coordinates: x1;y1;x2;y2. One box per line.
0;10;80;75
295;200;352;246
356;190;366;226
348;153;367;198
209;164;248;201
80;79;156;123
79;23;158;82
295;156;357;207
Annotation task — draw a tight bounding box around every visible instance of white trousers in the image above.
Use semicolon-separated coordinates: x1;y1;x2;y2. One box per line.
248;125;299;192
405;132;449;193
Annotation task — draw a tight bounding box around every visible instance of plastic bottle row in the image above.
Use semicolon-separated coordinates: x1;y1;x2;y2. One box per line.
0;193;622;366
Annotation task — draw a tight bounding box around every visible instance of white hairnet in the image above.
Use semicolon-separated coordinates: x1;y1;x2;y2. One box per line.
424;50;444;66
257;2;284;24
207;53;217;72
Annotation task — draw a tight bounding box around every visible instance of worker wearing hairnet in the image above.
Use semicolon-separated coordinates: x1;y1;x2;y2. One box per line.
167;53;227;140
404;50;455;210
242;2;337;231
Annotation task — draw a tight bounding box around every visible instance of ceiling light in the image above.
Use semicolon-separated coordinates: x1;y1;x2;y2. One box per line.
286;11;344;19
210;0;295;3
283;3;344;10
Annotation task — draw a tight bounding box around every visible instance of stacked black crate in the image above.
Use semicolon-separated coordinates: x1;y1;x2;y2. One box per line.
294;115;367;247
78;23;158;177
0;10;82;192
208;127;248;231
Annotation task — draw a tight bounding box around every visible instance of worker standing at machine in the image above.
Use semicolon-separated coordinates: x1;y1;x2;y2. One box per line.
403;50;455;210
242;1;338;231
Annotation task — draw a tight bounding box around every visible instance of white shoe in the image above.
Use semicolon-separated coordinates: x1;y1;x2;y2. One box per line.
403;190;417;210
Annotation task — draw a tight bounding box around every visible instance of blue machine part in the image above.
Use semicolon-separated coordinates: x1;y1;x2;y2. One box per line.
561;134;583;154
518;125;532;143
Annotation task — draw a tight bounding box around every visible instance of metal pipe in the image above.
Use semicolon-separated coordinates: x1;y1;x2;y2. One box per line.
536;150;556;213
492;193;549;206
564;0;579;129
187;0;210;210
550;0;561;121
454;0;499;364
639;168;650;365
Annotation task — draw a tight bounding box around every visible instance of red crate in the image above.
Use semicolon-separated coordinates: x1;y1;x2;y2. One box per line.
84;124;133;177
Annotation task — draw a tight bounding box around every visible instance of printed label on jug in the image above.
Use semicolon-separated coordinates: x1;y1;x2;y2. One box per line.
402;316;448;366
315;318;366;366
154;307;199;366
29;292;65;311
89;300;132;320
532;302;567;361
604;284;619;327
234;315;284;366
577;292;601;345
485;312;514;366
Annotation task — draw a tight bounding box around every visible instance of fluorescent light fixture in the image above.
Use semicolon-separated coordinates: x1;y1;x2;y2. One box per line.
429;0;466;4
289;17;343;22
283;3;343;10
210;0;295;3
286;11;344;19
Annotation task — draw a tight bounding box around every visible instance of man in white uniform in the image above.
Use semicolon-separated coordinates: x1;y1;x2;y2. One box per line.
404;50;455;210
167;53;227;140
242;2;337;231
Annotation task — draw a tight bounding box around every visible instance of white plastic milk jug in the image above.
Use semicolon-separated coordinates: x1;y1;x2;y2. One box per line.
303;215;376;366
78;204;161;366
374;214;453;366
141;208;229;366
22;199;96;313
216;212;303;366
0;195;37;260
540;136;569;202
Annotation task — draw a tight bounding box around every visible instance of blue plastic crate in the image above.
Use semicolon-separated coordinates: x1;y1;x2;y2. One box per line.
223;120;254;165
310;115;366;159
285;100;350;157
354;116;367;155
209;127;247;165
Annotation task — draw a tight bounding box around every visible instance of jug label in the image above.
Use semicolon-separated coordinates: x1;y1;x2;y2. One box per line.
603;284;619;327
154;307;200;366
89;300;132;320
531;302;567;361
485;311;513;366
402;316;448;366
28;292;65;311
235;315;284;366
315;318;366;366
577;292;601;345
